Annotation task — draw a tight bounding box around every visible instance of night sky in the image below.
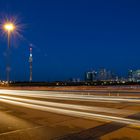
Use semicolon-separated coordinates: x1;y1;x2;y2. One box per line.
0;0;140;81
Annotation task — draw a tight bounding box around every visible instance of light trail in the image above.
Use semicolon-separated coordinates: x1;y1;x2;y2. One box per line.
0;95;136;115
0;97;139;127
0;90;140;104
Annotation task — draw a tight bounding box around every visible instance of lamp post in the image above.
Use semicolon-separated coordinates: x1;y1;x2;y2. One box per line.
3;22;15;82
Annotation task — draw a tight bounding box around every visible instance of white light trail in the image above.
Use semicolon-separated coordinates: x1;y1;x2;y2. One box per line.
0;90;140;104
0;95;135;115
0;97;139;127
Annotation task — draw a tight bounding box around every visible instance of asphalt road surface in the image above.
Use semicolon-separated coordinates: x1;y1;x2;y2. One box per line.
0;89;139;140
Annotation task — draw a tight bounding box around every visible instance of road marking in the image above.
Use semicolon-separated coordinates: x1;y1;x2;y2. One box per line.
0;125;45;136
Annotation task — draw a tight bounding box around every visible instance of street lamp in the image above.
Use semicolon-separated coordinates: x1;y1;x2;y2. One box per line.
3;22;16;81
3;22;15;47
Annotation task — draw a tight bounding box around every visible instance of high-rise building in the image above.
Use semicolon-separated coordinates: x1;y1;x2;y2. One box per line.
85;71;97;81
97;69;108;80
130;70;140;82
85;69;116;81
128;70;133;81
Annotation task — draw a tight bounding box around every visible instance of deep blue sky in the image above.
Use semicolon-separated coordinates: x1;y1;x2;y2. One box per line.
0;0;140;81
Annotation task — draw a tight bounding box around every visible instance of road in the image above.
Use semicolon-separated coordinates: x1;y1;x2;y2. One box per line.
0;89;139;140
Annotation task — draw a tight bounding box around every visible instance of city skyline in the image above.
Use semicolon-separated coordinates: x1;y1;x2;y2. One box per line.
0;0;140;81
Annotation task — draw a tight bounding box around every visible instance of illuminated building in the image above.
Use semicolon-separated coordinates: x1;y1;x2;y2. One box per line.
85;71;97;81
130;70;140;82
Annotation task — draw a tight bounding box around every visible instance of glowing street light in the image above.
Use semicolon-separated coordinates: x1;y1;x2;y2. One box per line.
4;23;15;32
3;22;16;47
3;22;16;81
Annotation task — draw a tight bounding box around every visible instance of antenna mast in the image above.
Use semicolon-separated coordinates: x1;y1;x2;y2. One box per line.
29;47;33;82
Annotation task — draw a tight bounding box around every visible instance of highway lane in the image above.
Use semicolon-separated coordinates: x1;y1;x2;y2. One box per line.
0;90;140;128
0;98;140;126
0;90;140;104
0;106;82;140
0;89;140;139
0;95;136;115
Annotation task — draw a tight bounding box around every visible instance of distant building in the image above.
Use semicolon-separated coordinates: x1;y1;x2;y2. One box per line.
129;70;140;82
85;69;116;81
97;69;107;80
85;71;97;81
71;78;81;82
128;70;133;81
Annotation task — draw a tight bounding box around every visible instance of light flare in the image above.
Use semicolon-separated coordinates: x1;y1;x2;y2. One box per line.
0;16;23;39
3;22;15;32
